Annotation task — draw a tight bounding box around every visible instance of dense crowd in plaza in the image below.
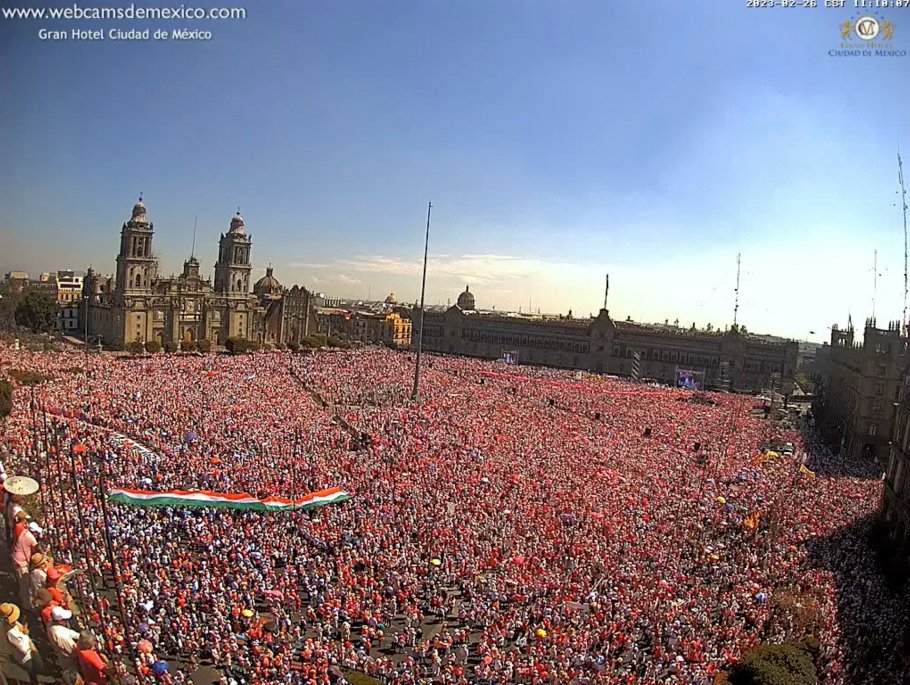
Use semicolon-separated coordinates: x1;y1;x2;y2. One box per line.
0;345;905;684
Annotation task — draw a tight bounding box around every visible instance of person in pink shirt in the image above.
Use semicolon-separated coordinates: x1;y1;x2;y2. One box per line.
12;520;42;605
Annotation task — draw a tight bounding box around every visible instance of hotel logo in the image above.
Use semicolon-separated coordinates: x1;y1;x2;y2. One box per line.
831;14;903;57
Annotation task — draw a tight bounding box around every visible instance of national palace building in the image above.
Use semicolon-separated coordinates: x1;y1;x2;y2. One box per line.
412;284;798;393
84;198;316;348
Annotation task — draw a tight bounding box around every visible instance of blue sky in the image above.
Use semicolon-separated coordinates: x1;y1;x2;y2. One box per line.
1;1;908;341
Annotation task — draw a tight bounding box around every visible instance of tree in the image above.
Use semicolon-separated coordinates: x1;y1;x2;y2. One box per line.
144;340;161;354
196;339;212;353
14;289;57;333
729;643;817;685
794;371;812;393
0;285;22;332
0;380;12;422
225;337;251;355
164;342;178;354
125;341;144;355
286;341;300;353
274;342;286;351
181;340;197;353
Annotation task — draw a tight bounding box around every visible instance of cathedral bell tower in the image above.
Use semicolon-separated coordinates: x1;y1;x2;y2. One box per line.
214;211;253;297
115;196;158;298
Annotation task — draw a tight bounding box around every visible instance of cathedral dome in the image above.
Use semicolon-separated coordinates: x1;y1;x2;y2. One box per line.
384;292;398;305
456;285;475;311
229;211;245;234
130;197;148;223
254;266;282;298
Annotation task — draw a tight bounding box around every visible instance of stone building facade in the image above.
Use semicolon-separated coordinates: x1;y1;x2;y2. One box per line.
412;286;798;394
883;372;910;560
84;198;315;348
350;311;412;348
813;318;907;459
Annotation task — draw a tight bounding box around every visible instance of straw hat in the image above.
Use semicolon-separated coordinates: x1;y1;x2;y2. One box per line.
3;476;39;496
0;603;21;625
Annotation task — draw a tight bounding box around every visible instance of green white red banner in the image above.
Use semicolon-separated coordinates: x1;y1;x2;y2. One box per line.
107;485;352;512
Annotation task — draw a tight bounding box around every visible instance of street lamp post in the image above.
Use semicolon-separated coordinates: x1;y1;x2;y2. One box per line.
411;202;433;403
83;295;89;362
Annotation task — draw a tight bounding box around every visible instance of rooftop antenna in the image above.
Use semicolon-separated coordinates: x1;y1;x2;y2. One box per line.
191;215;197;259
733;253;741;327
872;248;879;320
899;147;908;332
603;273;609;311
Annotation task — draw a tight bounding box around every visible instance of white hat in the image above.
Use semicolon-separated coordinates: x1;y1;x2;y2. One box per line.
27;521;43;535
50;606;72;621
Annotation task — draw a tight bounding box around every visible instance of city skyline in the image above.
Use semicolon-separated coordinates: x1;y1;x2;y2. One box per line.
2;1;909;342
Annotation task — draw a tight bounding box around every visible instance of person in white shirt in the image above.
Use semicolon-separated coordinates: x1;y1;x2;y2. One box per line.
47;606;80;683
0;602;44;684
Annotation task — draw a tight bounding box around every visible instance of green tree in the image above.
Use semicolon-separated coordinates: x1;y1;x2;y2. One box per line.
164;342;179;354
181;340;197;353
144;340;161;354
196;339;212;353
286;341;300;353
729;643;817;685
0;285;23;332
0;380;12;422
225;337;251;355
125;341;144;355
14;289;57;333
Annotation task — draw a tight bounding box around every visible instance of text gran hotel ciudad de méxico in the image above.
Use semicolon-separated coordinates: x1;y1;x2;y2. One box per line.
1;3;247;42
830;13;906;56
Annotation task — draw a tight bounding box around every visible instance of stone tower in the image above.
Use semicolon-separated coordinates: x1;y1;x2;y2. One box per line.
214;211;253;297
115;196;158;297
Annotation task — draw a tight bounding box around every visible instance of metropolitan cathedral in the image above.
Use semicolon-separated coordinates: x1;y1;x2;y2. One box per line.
84;197;316;348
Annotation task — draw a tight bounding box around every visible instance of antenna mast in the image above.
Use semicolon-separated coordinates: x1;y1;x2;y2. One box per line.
899;149;908;332
872;248;878;320
191;215;198;259
733;253;741;327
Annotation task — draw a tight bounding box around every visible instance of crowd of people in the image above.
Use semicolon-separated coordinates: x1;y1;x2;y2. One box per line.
0;344;904;684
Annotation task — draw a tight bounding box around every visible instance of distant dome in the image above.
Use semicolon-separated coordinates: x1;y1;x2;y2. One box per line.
254;266;282;298
384;292;398;305
229;211;245;234
456;285;475;311
130;196;148;223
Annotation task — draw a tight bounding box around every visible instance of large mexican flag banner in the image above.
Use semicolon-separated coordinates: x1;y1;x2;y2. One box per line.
107;485;352;512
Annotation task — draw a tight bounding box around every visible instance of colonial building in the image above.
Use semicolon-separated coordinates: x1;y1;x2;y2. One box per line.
883;371;910;561
84;198;315;349
350;311;412;348
255;267;319;346
411;285;798;394
813;317;907;459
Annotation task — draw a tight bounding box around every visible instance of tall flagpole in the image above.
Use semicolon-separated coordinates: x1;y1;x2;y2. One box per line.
411;202;433;403
898;149;908;333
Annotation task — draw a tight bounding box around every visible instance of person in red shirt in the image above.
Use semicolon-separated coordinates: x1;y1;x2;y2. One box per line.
75;631;110;685
46;567;73;609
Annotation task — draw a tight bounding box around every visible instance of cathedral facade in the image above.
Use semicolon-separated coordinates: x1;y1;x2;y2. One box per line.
84;198;315;348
